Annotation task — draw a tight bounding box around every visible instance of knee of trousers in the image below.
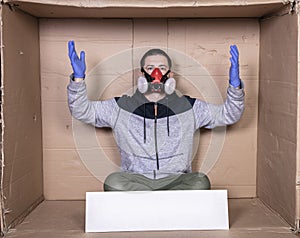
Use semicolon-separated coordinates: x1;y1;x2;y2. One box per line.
103;172;126;191
192;172;211;190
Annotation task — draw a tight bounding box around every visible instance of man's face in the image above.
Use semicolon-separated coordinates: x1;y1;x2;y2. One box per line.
143;55;170;75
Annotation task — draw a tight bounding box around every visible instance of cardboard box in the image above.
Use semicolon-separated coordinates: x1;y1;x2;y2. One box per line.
0;0;299;236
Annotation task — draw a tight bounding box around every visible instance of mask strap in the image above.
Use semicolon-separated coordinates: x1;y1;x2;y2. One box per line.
160;70;171;83
141;68;153;83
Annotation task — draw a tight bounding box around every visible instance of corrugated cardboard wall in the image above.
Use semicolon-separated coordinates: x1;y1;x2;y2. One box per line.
1;6;43;227
297;13;300;226
257;13;298;226
40;18;259;200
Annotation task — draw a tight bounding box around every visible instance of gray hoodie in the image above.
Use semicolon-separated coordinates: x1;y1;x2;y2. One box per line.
67;78;245;179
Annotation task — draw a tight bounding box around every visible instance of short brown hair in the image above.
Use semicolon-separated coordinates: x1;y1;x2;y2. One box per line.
140;49;172;69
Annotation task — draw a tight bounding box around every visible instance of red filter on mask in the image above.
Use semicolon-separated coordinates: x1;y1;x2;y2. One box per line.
151;68;163;84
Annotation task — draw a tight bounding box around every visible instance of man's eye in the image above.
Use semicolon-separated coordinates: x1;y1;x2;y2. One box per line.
159;66;167;71
146;66;153;71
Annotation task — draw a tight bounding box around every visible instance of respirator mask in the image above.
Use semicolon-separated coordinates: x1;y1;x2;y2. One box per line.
137;68;176;95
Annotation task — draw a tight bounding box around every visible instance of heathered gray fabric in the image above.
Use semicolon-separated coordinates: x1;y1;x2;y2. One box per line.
67;78;245;179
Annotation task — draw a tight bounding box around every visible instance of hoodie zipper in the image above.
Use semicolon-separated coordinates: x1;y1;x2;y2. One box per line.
154;102;159;170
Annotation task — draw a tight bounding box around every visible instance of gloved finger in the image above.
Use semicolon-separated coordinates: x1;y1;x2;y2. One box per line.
230;47;239;59
230;46;239;62
230;57;238;67
70;41;80;63
71;51;79;63
230;53;238;64
68;40;75;59
80;51;85;64
230;49;238;59
230;57;236;66
230;51;238;65
230;45;239;54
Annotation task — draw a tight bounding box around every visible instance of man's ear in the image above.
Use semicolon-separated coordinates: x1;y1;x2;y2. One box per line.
169;72;174;78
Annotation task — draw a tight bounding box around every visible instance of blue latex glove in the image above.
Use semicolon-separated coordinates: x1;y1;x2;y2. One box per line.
68;40;86;78
229;45;241;88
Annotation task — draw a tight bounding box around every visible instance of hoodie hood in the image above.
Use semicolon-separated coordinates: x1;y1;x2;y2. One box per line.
115;89;195;119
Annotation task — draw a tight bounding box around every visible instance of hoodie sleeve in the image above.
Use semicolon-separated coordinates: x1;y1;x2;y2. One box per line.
193;84;245;129
67;77;119;128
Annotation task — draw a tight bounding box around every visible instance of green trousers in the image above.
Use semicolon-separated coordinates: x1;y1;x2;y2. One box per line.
103;172;211;191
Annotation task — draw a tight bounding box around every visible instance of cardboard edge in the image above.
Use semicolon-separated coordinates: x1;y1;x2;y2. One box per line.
5;195;44;232
3;0;289;8
2;0;290;18
0;4;5;236
295;4;300;234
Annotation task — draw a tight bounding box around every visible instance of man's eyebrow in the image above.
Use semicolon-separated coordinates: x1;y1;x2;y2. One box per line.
145;64;169;68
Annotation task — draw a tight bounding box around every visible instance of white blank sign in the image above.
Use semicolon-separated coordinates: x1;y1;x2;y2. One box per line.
86;190;229;232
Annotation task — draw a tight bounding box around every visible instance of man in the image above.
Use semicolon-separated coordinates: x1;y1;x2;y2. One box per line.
67;41;244;191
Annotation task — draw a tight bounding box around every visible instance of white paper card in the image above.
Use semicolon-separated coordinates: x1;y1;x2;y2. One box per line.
86;190;229;232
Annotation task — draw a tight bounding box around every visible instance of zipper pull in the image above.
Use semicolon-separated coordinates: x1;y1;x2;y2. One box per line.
154;103;158;117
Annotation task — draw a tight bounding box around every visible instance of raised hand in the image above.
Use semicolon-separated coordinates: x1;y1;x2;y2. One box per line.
229;45;241;88
68;40;86;78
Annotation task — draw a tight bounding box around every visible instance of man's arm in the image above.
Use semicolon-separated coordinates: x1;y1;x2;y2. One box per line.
194;45;245;129
67;40;118;128
67;78;118;127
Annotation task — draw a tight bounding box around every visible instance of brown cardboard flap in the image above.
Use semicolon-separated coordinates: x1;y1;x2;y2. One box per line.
0;6;4;235
257;9;298;226
297;13;300;229
0;4;43;232
4;0;287;18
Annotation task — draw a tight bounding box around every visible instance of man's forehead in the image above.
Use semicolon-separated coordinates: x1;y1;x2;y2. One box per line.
144;55;169;65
